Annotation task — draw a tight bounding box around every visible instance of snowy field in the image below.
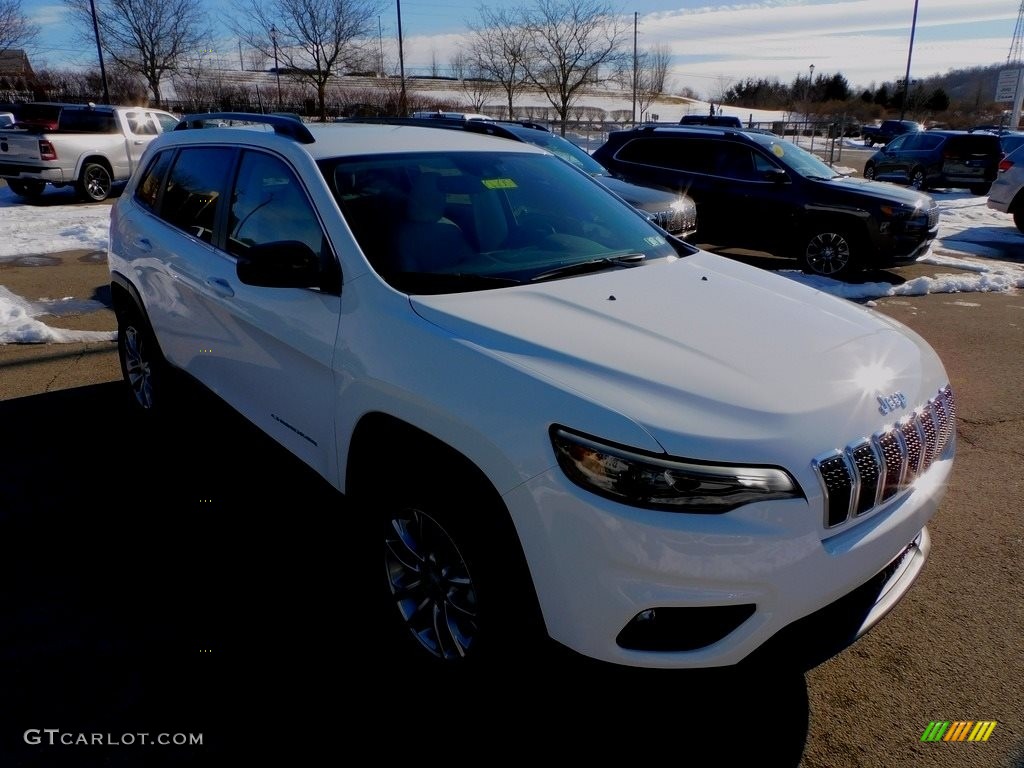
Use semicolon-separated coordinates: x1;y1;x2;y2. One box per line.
1;175;1022;343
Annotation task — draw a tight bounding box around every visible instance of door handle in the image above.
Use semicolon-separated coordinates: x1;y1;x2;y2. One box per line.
205;277;235;298
134;237;152;252
133;140;145;145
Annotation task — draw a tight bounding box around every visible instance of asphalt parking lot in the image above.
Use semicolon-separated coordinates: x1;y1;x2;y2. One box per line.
1;179;1022;765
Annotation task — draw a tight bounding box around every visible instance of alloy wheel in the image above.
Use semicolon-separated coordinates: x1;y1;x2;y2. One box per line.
805;232;852;276
385;508;479;660
123;325;154;409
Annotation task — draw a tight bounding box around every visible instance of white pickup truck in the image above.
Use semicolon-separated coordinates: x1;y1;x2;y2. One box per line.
0;103;178;202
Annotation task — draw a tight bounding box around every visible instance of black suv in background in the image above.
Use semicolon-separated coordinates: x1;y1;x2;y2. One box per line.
341;117;698;239
592;125;939;278
864;130;1002;195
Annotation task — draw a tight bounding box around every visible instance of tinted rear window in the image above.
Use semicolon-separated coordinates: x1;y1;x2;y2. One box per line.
942;135;1001;154
58;110;118;133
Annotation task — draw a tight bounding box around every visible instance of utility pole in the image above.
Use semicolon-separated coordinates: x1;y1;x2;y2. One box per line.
631;12;637;125
271;25;282;108
378;16;385;77
900;0;920;121
88;0;110;104
397;0;407;115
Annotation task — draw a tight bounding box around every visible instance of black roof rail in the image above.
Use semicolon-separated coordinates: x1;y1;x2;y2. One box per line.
174;112;315;144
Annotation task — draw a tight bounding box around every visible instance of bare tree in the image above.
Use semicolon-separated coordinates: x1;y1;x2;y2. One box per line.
521;0;626;135
449;50;467;80
634;45;671;120
460;62;498;112
468;4;530;120
230;0;382;121
64;0;210;107
245;47;269;72
0;0;37;56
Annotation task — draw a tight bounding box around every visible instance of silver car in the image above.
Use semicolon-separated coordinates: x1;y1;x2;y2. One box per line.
987;144;1024;232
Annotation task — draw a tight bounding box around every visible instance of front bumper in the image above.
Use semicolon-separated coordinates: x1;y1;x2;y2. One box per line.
503;453;951;668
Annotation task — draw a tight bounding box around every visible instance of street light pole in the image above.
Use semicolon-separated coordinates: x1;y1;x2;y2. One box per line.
808;64;815;150
900;0;920;121
271;25;282;108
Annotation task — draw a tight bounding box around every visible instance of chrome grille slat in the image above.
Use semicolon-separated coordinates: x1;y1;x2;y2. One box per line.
849;441;881;516
816;385;955;529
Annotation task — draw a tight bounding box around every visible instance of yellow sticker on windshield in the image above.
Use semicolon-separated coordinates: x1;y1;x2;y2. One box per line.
772;144;785;158
482;178;518;189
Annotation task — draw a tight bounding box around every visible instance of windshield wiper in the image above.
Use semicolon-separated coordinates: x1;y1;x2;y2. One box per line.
530;253;646;282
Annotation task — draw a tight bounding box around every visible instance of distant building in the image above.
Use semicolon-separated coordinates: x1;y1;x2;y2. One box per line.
0;49;37;93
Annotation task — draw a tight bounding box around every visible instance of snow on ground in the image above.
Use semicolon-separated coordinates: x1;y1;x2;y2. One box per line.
0;191;110;260
0;285;116;343
1;168;1023;343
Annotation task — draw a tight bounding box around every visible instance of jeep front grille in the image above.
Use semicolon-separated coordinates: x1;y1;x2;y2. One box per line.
927;205;940;229
814;385;956;529
652;207;697;235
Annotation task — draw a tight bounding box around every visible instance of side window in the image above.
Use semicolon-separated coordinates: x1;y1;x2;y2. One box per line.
134;149;174;212
886;136;907;152
125;111;157;135
752;152;778;175
227;151;327;260
617;138;665;165
159;147;235;243
154;113;179;133
919;134;944;150
710;143;756;180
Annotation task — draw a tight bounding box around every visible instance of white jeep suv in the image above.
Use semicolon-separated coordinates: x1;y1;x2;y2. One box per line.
108;113;956;669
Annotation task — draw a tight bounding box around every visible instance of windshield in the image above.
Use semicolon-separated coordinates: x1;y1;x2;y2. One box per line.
520;132;610;177
322;151;681;294
753;136;841;179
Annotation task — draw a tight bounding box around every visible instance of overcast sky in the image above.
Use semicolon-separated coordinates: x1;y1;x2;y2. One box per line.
21;0;1023;97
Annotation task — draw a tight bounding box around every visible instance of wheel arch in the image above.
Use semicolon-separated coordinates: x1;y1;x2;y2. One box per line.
110;271;168;360
74;153;114;183
347;410;546;630
1008;187;1024;213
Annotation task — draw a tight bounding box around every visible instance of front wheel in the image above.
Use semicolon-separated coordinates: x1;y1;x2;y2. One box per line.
116;305;170;414
969;183;991;196
381;469;543;668
7;179;46;200
910;167;928;191
863;163;876;181
799;228;861;280
78;162;113;202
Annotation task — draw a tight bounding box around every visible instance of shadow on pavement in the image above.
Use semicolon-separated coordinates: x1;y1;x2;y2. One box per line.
0;381;810;765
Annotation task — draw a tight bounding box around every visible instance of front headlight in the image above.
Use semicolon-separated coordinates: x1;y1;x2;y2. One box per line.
550;427;803;513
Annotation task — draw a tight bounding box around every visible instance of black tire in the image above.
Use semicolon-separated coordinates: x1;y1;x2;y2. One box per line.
864;138;874;147
1014;208;1024;234
798;227;862;280
863;163;875;181
7;179;46;200
969;182;991;196
380;464;542;669
910;167;928;191
77;162;113;202
116;304;170;415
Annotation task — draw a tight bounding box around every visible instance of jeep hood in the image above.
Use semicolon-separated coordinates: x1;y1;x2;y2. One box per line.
409;251;949;464
820;175;934;208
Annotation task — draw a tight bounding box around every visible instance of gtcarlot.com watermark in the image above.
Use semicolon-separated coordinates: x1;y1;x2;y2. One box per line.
24;729;203;747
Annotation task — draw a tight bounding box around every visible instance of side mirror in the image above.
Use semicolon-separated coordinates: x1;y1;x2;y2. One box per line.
236;240;321;288
763;168;788;184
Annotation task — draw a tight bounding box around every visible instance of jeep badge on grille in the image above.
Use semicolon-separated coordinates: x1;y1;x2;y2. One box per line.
878;391;908;415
